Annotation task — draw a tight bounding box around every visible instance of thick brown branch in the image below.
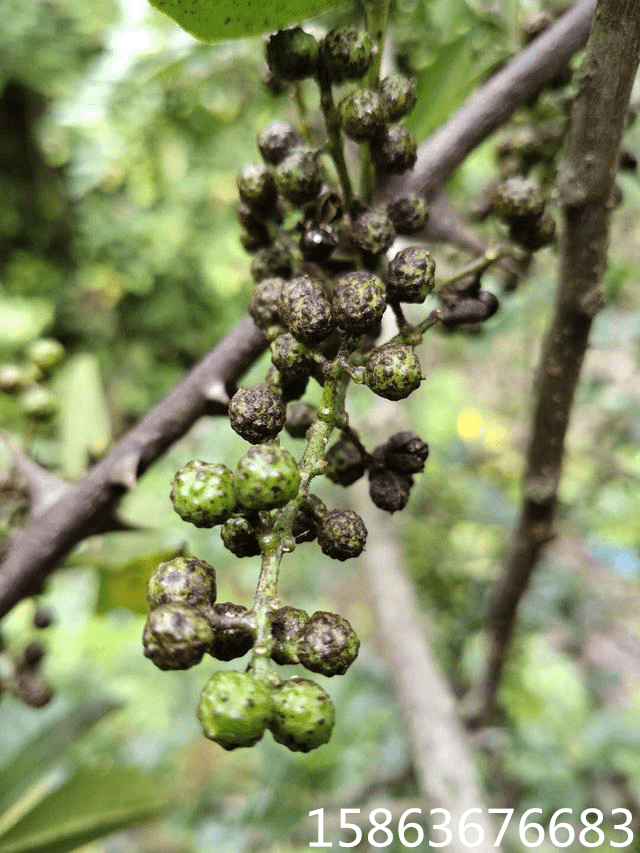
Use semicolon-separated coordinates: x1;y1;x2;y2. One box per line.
0;317;266;617
470;0;640;725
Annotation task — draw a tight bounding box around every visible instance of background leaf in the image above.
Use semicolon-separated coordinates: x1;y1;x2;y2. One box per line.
59;353;111;479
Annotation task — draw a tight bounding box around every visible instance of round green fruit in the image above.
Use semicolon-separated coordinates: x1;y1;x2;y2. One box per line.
364;343;422;401
338;89;386;142
234;445;300;511
321;27;372;83
28;338;65;372
198;671;273;750
269;677;335;752
147;556;216;609
271;606;309;665
170;460;236;527
378;74;417;121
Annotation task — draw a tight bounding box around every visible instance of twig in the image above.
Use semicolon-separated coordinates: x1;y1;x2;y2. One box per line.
468;0;640;726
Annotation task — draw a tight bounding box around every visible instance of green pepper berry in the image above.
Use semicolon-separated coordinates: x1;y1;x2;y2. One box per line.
249;277;284;331
270;333;315;379
493;176;545;221
147;556;217;609
332;271;386;334
364;343;422;401
324;436;368;486
387;194;429;235
317;509;367;561
372;125;417;174
269;677;335;752
209;602;255;661
378;74;417;121
170;460;236;527
237;164;277;213
198;671;273;749
28;338;65;372
266;28;318;82
338;89;386;142
321;27;373;83
279;275;334;345
0;364;27;394
143;604;213;670
271;606;309;665
220;517;261;558
234;444;300;511
368;468;413;512
385;247;435;304
229;383;286;444
258;120;302;165
21;385;58;420
250;240;294;282
285;401;317;438
298;611;360;676
274;148;323;206
348;208;396;256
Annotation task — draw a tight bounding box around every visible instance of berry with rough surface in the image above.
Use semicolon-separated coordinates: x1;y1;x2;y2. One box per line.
349;207;396;255
266;28;318;81
229;383;286;444
147;556;217;609
324;436;368;486
372;125;417;174
170;460;236;527
271;606;309;664
269;677;335;751
369;468;413;512
234;444;300;511
385;247;435;304
387;194;428;234
364;343;422;400
270;333;315;379
332;271;386;334
321;27;372;83
383;431;430;474
258;120;302;164
220;517;261;558
298;611;360;676
209;602;255;661
338;89;386;142
198;671;273;749
279;275;334;345
493;176;545;221
317;509;367;561
249;277;284;331
237;164;276;212
250;240;293;281
266;365;309;403
378;74;417;120
143;604;213;670
274;148;323;206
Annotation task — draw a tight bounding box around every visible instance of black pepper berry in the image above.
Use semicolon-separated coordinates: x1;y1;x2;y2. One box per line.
372;125;417;174
291;494;327;543
509;209;556;250
321;27;373;83
147;556;217;609
266;28;318;82
383;431;430;474
170;460;236;527
348;207;396;255
441;291;499;328
324;436;368;486
209;602;255;661
317;509;367;561
493;176;545;221
368;468;413;513
332;271;386;334
143;604;213;670
249;277;284;331
279;275;334;345
338;89;386;142
364;343;422;400
285;401;317;438
228;383;286;444
237;164;277;213
387;194;429;234
258;120;302;165
274;148;323;206
269;677;335;752
250;240;294;282
271;605;309;664
300;225;338;262
266;365;309;403
385;247;435;304
220;517;261;558
378;74;417;121
270;333;315;379
298;611;360;676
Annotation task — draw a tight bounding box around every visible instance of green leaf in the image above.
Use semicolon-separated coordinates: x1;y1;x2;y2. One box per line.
58;353;111;479
147;0;341;42
96;547;182;615
0;698;122;815
0;298;53;351
0;766;170;853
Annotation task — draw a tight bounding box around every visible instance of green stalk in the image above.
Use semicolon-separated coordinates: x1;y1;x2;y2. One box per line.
317;65;355;211
361;0;392;202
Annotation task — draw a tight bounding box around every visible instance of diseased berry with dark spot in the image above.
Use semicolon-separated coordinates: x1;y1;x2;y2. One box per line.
270;333;315;379
229;383;286;444
387;194;428;234
300;225;338;262
364;343;422;400
332;271;386;334
234;444;300;511
324;436;368;486
266;28;319;81
143;604;213;670
348;207;396;255
249;277;284;331
285;401;316;438
372;125;417;174
237;164;276;213
441;291;499;328
493;176;545;221
274;148;323;206
378;74;417;121
271;606;309;664
383;431;430;474
338;89;386;142
369;468;413;512
198;671;273;750
279;275;334;345
385;247;435;304
317;509;367;560
209;602;255;661
269;677;335;752
170;460;236;527
250;240;294;282
298;611;360;676
220;517;261;558
291;494;326;543
321;27;373;83
258;120;302;165
147;556;217;608
266;365;309;403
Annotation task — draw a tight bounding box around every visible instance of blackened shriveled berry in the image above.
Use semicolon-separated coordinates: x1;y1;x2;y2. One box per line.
237;164;276;213
332;271;386;334
291;494;326;543
321;27;373;83
386;247;435;304
383;431;430;474
373;125;417;174
16;672;54;708
220;517;261;558
509;210;556;250
349;208;396;256
266;28;318;81
300;225;338;262
441;291;499;328
22;641;45;668
270;332;315;378
324;436;368;486
369;468;413;513
266;365;309;403
285;401;316;438
143;604;213;671
147;556;217;608
387;194;428;234
249;277;284;331
275;148;323;206
298;611;360;676
364;343;422;401
378;74;417;121
229;383;286;444
271;606;309;664
317;509;367;561
338;89;386;142
258;120;302;165
209;602;255;661
279;275;334;345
